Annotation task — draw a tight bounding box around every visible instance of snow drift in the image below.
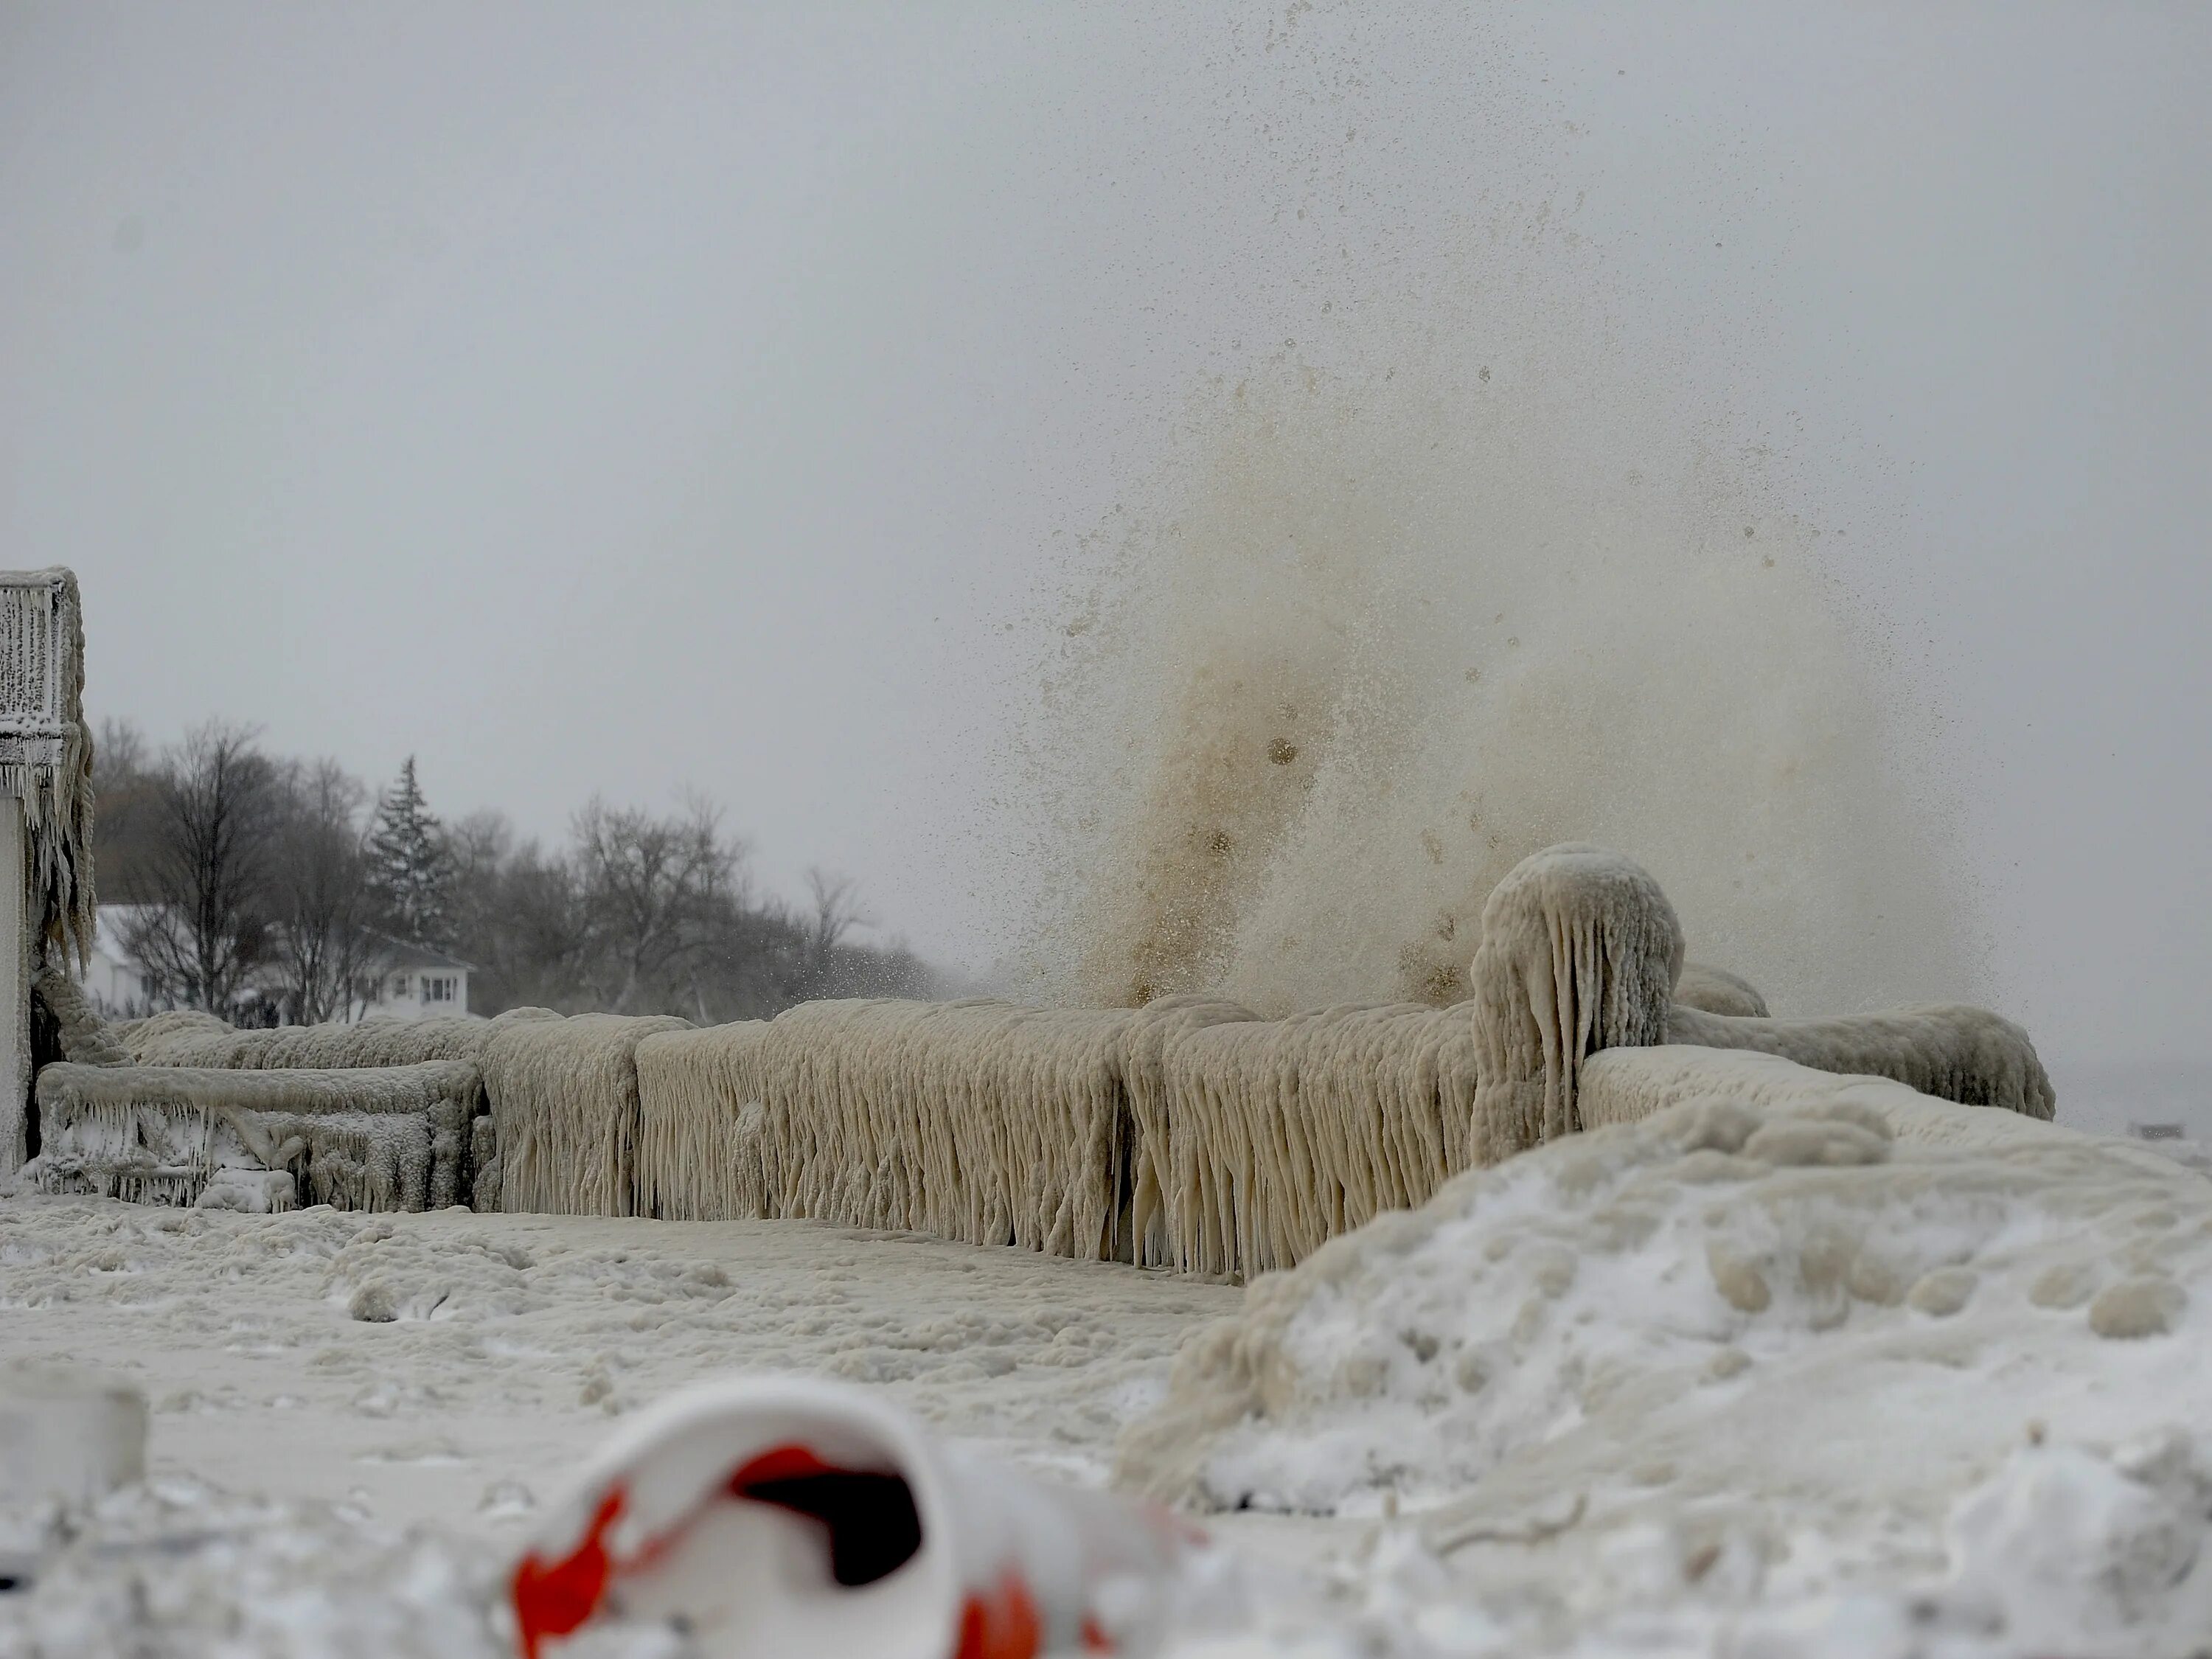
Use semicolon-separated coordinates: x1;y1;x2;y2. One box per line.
1115;1051;2212;1650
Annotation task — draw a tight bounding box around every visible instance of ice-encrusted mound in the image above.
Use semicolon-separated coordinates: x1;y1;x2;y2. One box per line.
1469;844;1683;1152
1118;1057;2212;1649
30;961;130;1067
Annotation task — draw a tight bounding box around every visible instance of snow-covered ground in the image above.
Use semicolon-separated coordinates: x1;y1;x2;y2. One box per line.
0;1199;1253;1655
8;1068;2212;1658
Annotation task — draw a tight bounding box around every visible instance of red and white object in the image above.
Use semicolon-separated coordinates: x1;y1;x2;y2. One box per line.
509;1375;1197;1659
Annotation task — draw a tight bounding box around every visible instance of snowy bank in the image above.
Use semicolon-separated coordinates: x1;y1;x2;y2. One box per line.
1119;1052;2212;1655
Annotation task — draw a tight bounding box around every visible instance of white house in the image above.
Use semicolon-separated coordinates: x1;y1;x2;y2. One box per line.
81;903;167;1020
364;939;471;1020
77;906;471;1023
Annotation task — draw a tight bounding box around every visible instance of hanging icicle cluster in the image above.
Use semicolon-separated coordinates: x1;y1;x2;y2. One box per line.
25;1059;481;1212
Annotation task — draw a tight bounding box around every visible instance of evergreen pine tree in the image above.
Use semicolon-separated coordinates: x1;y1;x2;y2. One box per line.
366;756;451;945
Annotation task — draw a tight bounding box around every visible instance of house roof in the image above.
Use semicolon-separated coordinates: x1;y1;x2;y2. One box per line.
372;935;473;973
91;902;164;962
91;908;472;974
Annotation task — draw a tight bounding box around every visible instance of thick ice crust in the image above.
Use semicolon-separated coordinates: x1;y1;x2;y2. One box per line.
72;849;2051;1272
31;961;129;1066
636;1000;1154;1256
484;1012;690;1217
117;1006;558;1070
633;996;1489;1276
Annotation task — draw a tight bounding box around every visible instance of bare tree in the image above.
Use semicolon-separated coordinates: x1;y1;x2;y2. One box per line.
446;811;585;1014
122;723;279;1013
90;717;162;903
801;866;874;990
441;799;936;1020
267;758;378;1024
571;794;745;1015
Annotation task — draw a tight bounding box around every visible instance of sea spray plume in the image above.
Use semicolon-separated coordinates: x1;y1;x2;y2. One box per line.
1004;394;1384;1009
998;352;1969;1020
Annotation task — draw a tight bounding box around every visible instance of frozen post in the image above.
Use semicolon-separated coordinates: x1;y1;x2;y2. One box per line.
0;571;94;1178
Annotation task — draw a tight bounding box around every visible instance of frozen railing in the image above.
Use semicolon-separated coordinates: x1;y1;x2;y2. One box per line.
0;571;74;772
0;568;91;1175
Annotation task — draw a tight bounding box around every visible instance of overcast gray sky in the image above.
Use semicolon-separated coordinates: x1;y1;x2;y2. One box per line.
3;3;2205;1062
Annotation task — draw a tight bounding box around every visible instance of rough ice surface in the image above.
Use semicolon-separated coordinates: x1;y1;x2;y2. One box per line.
117;1006;560;1071
484;1013;692;1217
72;849;2051;1295
0;1194;1239;1654
1467;843;1684;1151
1663;1004;2055;1119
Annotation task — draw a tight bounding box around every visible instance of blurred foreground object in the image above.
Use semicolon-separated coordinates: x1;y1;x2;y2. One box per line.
0;1363;147;1587
511;1375;1193;1658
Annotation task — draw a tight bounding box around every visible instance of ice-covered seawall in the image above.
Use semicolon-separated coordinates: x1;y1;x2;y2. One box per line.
72;846;2051;1281
619;846;2045;1277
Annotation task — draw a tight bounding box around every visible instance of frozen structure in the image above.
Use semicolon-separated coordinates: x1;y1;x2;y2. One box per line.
1665;1001;2056;1116
487;1012;691;1216
0;571;97;1173
28;1057;482;1212
0;569;602;1215
624;845;2050;1278
31;988;689;1217
636;1003;1152;1251
91;1002;680;1215
1468;844;1685;1153
115;1005;557;1070
1672;961;1769;1018
27;952;495;1214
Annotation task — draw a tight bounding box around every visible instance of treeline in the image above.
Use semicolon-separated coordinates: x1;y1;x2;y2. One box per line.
93;720;937;1024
